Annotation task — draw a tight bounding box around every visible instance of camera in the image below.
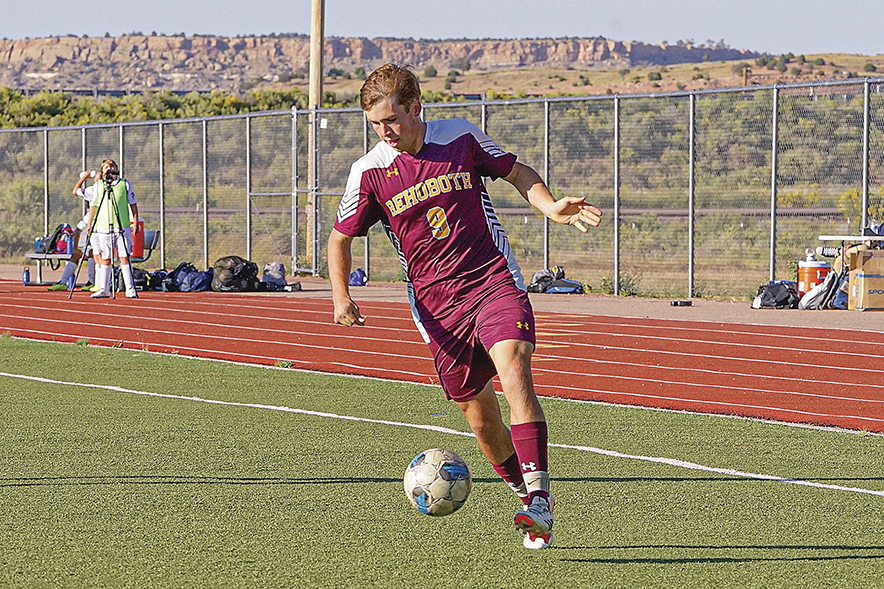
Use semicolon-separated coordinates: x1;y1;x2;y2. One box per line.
103;168;119;181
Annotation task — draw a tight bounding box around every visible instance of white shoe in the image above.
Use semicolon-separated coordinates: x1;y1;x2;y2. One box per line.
125;288;138;299
90;289;110;299
523;529;553;550
515;494;555;549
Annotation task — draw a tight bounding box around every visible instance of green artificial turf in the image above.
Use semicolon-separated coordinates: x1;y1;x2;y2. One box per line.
1;336;883;588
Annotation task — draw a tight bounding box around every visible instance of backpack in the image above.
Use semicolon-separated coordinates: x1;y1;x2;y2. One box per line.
545;278;585;294
147;269;168;290
180;268;213;292
798;271;839;310
829;274;850;310
37;223;73;254
527;266;565;293
349;267;368;286
211;255;260;292
162;261;199;292
262;262;287;287
752;281;800;309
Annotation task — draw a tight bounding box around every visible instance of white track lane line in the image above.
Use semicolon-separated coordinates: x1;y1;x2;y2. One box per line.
2;370;882;498
2;314;882;422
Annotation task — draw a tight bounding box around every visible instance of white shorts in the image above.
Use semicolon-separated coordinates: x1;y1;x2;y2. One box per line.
90;227;133;262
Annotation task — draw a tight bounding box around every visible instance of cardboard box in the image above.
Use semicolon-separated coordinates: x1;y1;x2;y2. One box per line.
848;251;884;311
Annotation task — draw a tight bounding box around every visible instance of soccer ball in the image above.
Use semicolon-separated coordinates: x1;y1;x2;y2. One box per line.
403;448;472;516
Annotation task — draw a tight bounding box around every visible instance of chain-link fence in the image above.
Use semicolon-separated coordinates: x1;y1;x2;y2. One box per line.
3;78;883;298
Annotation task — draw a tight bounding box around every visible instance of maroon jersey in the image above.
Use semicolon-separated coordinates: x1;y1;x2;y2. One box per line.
335;118;526;339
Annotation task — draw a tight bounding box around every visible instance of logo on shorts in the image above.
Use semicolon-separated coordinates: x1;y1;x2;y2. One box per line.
516;321;531;330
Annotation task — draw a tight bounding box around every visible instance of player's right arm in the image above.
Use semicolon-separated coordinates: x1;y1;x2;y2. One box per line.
72;170;93;196
328;228;365;326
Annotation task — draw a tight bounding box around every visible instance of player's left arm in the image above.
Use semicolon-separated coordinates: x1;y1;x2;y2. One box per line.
503;162;602;233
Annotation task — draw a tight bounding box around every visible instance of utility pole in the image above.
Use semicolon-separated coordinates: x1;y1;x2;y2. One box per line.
307;0;324;273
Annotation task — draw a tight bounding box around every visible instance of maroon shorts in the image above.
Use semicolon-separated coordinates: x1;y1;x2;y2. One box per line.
423;286;536;403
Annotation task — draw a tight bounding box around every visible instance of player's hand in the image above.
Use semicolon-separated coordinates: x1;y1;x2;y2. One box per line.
548;197;603;233
131;221;140;234
333;299;366;326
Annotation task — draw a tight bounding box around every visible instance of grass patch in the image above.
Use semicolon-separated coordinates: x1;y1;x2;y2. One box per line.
1;337;883;588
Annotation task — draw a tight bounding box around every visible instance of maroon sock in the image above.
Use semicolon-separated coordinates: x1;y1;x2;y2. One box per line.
511;421;549;501
492;452;527;502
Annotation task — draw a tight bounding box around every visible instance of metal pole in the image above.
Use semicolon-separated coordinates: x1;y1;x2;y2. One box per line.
769;87;779;282
43;128;49;234
862;80;871;229
202;119;209;270
543;99;550;270
81;128;88;218
292;107;299;273
311;111;320;276
246;115;252;261
38;128;49;283
613;97;621;297
119;125;124;175
688;94;696;298
159;122;165;268
363;112;370;277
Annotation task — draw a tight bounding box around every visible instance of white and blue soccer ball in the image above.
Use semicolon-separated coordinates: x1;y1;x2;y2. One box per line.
403;448;472;516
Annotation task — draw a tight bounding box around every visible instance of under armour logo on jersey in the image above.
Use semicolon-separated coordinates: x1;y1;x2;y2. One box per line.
521;461;537;472
516;321;530;330
386;167;399;177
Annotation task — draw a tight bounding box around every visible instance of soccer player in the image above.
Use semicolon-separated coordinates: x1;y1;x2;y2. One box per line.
328;64;602;549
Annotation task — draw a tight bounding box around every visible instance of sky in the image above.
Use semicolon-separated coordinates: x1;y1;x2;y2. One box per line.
1;0;882;57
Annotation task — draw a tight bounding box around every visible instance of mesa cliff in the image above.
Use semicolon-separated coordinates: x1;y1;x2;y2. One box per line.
0;35;759;92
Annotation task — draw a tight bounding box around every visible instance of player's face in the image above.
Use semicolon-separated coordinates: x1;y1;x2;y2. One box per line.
366;97;425;155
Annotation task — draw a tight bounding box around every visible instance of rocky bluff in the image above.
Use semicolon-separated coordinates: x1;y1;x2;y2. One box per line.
0;35;758;92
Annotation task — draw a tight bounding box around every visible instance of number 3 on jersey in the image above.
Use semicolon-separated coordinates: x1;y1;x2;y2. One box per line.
426;206;451;239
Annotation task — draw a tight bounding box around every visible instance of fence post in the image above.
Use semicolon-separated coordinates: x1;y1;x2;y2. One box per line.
43;128;49;235
613;96;621;297
202;119;209;271
159;122;165;268
543;99;550;270
862;80;871;229
81;128;88;219
363;111;370;277
311;108;320;276
246;115;252;261
292;106;300;274
688;93;696;298
769;87;779;282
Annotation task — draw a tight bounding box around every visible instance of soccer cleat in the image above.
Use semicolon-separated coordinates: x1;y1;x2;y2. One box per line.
80;282;94;291
815;246;839;258
523;530;553;550
47;283;69;291
514;494;554;549
90;289;110;299
125;288;138;299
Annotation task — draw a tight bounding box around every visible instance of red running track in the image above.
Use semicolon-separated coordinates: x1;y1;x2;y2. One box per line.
2;280;884;433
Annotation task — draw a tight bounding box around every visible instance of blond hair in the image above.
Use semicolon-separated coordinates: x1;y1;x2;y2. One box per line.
359;63;421;111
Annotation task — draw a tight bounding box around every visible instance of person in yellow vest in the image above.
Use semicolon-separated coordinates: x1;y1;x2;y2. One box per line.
75;158;140;299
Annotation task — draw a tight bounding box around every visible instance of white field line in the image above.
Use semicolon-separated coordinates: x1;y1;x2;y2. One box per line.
1;370;882;499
